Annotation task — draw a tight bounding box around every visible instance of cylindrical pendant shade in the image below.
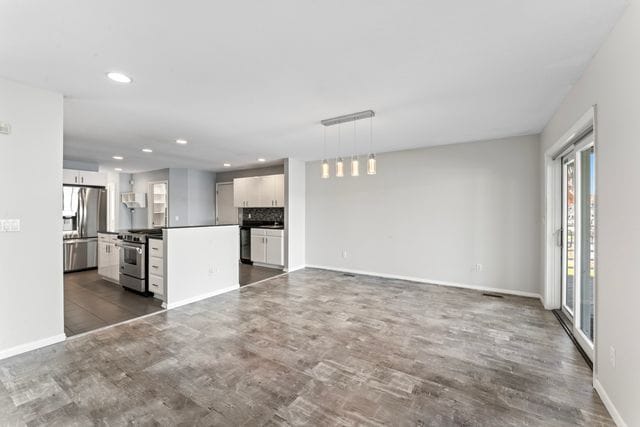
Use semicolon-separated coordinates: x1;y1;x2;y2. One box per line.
367;153;376;175
351;157;359;177
321;159;330;179
335;157;344;177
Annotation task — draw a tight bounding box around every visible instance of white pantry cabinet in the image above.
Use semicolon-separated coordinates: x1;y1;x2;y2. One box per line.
63;169;106;186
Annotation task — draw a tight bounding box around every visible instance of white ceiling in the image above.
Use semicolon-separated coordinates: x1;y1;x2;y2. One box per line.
0;0;626;173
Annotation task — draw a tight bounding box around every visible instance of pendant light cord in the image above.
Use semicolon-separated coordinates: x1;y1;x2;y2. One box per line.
369;115;373;154
353;118;357;157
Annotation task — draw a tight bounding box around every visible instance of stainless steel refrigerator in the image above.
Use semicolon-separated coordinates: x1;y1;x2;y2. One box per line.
63;186;107;272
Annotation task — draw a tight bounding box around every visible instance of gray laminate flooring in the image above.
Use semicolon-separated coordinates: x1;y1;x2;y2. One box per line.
64;270;163;336
1;269;612;425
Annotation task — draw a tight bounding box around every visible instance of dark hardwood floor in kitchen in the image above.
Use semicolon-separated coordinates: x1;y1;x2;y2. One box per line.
239;262;284;286
1;269;611;425
64;270;163;336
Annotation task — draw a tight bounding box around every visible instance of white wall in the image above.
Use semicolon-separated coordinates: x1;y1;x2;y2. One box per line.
541;1;640;424
306;135;540;296
285;158;306;271
164;225;239;309
0;78;64;359
187;169;216;225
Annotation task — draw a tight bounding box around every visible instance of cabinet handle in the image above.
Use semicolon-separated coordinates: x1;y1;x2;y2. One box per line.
74;176;78;183
81;176;84;183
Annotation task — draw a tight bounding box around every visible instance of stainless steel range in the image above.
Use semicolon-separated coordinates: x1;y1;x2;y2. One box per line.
117;229;162;293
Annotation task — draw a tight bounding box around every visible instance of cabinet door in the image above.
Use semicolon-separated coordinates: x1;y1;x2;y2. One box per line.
63;169;79;185
258;175;275;207
97;242;108;277
273;174;285;207
107;243;120;282
246;176;262;207
250;235;266;263
265;236;283;265
233;178;247;207
79;171;106;187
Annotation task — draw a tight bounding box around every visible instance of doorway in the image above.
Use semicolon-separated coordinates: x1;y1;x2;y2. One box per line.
558;131;596;361
216;182;238;225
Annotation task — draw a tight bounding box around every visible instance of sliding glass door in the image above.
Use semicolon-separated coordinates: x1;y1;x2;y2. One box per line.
560;133;595;360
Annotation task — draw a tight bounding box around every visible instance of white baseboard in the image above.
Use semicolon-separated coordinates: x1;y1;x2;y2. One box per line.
305;264;541;299
0;333;66;361
285;264;306;273
594;378;627;427
165;284;239;310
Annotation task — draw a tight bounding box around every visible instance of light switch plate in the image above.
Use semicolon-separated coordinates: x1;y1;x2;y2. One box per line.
0;219;20;232
0;122;10;135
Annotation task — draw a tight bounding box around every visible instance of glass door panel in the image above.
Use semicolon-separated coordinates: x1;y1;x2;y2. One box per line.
562;158;576;318
558;132;595;362
577;146;596;343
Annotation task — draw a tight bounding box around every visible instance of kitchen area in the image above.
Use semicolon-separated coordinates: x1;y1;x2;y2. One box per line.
61;162;291;336
216;165;287;286
62;168;166;336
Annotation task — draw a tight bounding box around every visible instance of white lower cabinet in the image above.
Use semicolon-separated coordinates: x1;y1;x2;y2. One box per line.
148;238;164;297
250;233;266;263
250;228;283;266
98;233;119;283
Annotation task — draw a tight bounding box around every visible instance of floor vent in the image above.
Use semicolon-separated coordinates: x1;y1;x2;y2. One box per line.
342;273;356;277
482;293;504;298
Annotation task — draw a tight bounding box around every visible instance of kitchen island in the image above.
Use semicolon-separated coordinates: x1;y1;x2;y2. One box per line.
161;225;239;309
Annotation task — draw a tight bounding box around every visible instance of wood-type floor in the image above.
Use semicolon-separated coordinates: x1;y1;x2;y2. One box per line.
64;270;163;336
239;263;284;286
0;269;612;425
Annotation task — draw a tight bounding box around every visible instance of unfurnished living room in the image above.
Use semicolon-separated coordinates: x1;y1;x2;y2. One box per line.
0;1;639;425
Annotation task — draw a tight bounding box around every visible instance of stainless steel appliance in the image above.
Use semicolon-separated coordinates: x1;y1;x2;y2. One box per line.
117;229;162;293
63;186;107;272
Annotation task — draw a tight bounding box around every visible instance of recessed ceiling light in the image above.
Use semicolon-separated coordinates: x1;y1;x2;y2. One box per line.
115;168;122;172
142;148;153;153
112;155;124;160
257;158;266;162
223;163;231;167
176;139;188;145
106;72;132;84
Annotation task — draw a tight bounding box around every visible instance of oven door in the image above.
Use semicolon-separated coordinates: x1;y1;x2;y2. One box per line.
118;242;146;279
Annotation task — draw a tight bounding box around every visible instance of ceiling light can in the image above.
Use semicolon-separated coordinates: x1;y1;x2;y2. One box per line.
106;72;132;83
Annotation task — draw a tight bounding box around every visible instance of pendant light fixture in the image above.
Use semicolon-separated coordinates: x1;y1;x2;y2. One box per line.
351;118;359;177
367;115;376;175
321;127;330;179
335;123;344;177
320;110;375;179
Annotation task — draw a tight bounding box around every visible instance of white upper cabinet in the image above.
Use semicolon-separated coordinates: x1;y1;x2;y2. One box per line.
63;169;106;187
273;174;285;207
233;174;284;208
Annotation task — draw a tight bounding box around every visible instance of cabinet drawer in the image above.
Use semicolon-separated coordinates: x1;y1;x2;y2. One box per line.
148;274;164;296
148;256;164;277
251;228;267;237
149;238;163;255
265;229;283;237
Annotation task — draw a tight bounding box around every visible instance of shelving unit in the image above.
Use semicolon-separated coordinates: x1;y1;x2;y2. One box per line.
121;192;146;209
148;181;168;228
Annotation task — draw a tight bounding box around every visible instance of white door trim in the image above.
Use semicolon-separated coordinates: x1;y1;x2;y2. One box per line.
543;106;595;310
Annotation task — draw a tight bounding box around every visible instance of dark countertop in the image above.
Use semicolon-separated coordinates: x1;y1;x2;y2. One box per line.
162;224;238;230
148;235;163;240
98;231;120;235
250;226;284;230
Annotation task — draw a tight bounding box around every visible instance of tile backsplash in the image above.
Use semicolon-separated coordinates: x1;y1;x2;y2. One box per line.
242;208;284;223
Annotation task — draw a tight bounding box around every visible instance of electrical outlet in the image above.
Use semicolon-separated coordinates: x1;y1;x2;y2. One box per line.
610;346;616;368
342;250;348;259
471;263;482;272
